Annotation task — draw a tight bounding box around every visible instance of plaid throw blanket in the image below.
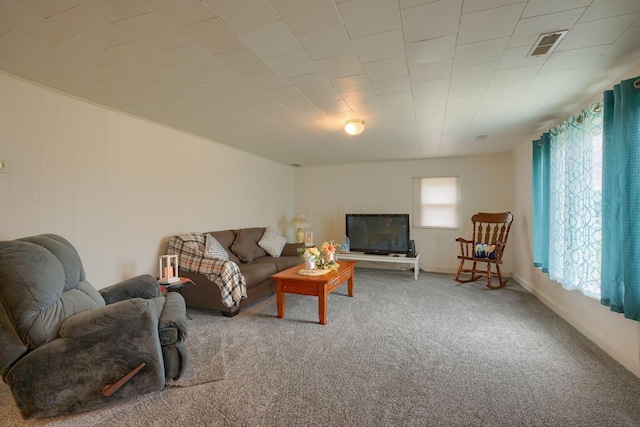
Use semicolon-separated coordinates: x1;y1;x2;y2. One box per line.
168;233;247;308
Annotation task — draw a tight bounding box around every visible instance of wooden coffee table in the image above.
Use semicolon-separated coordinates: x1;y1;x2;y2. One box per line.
271;261;356;325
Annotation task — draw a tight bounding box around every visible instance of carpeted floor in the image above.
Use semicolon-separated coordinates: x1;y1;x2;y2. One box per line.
3;268;640;426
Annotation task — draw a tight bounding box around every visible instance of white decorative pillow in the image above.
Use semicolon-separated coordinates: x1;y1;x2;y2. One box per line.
258;226;287;257
204;233;229;260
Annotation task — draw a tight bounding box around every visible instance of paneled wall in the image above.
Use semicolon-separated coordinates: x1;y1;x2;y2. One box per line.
0;73;294;288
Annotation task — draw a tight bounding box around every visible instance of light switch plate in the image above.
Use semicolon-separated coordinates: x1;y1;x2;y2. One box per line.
0;160;8;173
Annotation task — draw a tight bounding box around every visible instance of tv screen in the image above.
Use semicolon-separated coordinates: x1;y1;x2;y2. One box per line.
345;214;410;255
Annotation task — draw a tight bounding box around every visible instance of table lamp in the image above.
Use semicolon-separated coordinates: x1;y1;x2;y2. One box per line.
289;213;310;243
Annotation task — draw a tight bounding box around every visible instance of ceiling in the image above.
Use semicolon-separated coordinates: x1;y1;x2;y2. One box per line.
1;0;639;166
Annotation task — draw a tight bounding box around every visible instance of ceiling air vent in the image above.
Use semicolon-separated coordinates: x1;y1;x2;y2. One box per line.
528;30;568;57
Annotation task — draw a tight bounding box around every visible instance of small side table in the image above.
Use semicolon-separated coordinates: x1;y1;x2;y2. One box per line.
159;277;194;319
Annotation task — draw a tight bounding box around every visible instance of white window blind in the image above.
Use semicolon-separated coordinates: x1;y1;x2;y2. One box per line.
412;177;458;228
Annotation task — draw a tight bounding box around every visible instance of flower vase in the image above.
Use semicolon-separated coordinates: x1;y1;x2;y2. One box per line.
323;252;335;263
304;259;316;270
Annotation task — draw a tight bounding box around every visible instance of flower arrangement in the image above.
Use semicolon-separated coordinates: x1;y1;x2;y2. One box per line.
298;246;320;263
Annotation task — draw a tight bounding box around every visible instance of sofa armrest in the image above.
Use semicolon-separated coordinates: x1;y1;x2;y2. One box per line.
281;243;305;257
99;274;160;305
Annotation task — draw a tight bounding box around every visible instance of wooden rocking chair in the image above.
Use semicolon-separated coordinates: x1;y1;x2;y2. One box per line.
454;212;513;289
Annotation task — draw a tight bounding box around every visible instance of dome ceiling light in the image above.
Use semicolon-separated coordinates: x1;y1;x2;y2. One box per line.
345;119;365;136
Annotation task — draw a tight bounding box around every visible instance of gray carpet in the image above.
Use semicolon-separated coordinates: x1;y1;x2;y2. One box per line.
3;269;640;426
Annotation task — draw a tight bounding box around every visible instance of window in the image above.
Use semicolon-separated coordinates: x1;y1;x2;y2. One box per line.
412;177;458;228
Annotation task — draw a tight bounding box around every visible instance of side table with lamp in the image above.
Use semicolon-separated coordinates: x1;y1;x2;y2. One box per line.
289;213;310;244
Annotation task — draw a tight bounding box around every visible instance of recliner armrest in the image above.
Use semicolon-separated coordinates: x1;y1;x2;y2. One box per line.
60;298;157;339
99;274;160;304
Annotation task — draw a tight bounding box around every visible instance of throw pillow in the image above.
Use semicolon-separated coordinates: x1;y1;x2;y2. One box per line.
231;229;263;263
474;242;496;259
204;233;229;260
258;226;287;257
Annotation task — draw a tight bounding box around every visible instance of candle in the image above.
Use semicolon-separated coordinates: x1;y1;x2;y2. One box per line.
164;266;174;279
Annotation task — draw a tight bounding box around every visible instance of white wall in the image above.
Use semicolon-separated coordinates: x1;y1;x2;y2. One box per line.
0;73;294;288
510;65;640;379
292;154;513;274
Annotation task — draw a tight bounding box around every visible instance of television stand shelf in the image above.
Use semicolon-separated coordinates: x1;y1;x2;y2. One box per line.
337;252;419;280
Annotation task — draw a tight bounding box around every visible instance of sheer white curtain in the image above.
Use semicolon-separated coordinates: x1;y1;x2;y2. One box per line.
546;105;602;298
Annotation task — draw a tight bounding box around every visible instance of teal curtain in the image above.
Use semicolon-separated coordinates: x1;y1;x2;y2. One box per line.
531;105;603;298
601;76;640;320
532;133;550;272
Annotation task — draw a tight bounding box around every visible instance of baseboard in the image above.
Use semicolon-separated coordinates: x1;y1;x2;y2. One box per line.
513;273;640;380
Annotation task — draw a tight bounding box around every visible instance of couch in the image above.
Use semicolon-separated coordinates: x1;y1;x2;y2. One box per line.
0;234;188;419
168;227;304;317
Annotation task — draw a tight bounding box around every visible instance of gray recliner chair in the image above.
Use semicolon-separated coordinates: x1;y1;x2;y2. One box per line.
0;234;188;419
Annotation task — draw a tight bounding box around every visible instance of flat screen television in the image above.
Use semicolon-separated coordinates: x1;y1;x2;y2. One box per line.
345;214;410;255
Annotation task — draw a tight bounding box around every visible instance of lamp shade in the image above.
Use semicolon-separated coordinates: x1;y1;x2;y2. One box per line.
289;213;310;229
345;119;365;135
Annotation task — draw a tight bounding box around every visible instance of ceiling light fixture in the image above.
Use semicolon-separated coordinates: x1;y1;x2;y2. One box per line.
345;119;365;135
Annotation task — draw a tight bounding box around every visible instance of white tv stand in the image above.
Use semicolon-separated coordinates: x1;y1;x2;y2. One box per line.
337;252;419;280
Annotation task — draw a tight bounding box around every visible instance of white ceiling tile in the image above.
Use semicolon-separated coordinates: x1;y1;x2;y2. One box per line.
139;79;187;99
540;46;607;72
337;0;401;39
451;62;497;85
331;74;373;93
316;54;365;79
266;50;317;78
152;64;206;87
179;18;248;55
521;0;592;19
51;36;122;67
528;68;583;87
106;40;175;71
454;37;509;67
483;83;526;99
412;79;450;97
45;74;110;98
497;46;547;70
602;25;640;57
263;86;306;103
560;14;640;51
46;5;134;48
243;71;290;90
271;0;343;35
402;0;462;43
352;29;404;63
342;89;379;105
81;0;149;23
297;26;353;61
301;87;341;104
101;60;161;85
371;75;410;94
449;80;488;98
201;0;281;33
490;65;541;86
1;2;72;44
409;59;453;82
458;3;526;44
216;49;273;76
136;0;215;27
97;77;149;96
363;58;409;80
115;12;192;51
12;0;80;19
508;8;585;48
48;57;114;83
197;66;248;88
239;20;302;60
462;0;525;14
405;34;456;65
0;31;68;64
161;43;225;73
289;72;332;91
0;53;67;81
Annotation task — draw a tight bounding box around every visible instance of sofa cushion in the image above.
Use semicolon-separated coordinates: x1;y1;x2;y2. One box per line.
204;233;229;260
208;230;241;264
258;226;287;257
237;262;277;287
231;228;267;263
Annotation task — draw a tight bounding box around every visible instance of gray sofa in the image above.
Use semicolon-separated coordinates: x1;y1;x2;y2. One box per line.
0;234;188;419
168;227;304;317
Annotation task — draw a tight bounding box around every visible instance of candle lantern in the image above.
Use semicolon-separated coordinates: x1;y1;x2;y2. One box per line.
159;254;180;284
